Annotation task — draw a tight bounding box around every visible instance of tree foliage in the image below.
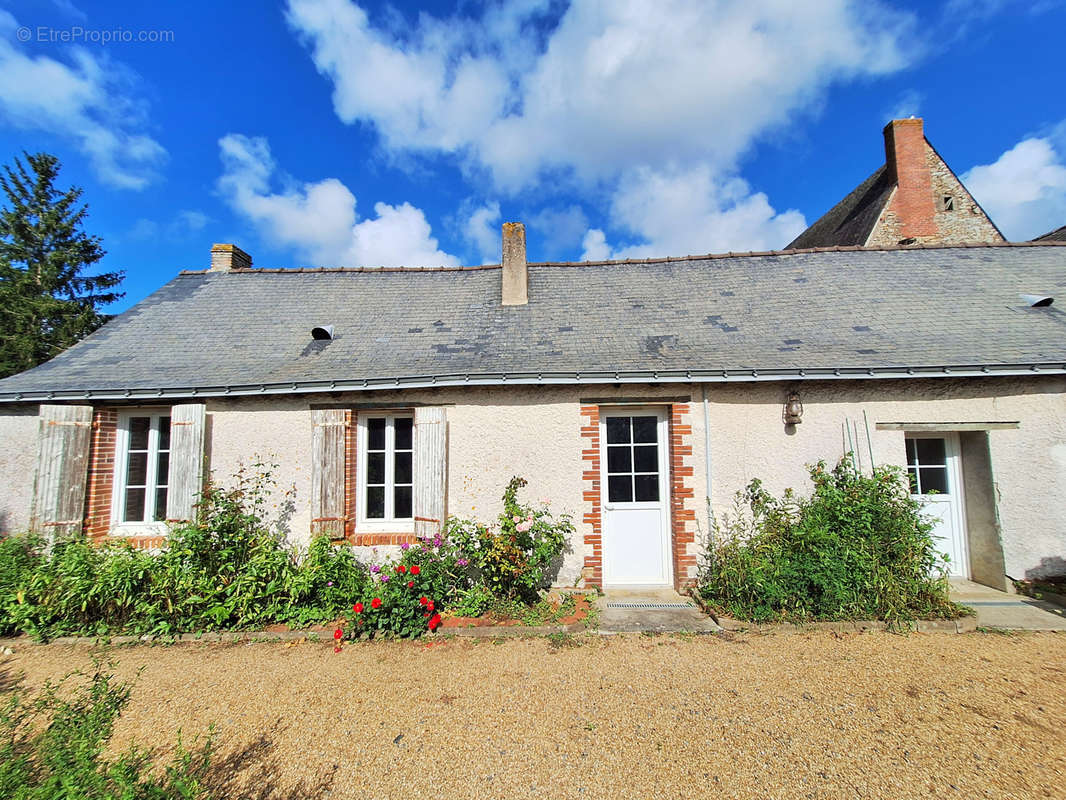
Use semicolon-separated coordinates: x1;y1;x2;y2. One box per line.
0;152;123;378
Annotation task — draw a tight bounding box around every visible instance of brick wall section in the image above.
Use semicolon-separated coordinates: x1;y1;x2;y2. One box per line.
882;119;937;239
668;403;697;588
83;407;117;541
579;405;603;588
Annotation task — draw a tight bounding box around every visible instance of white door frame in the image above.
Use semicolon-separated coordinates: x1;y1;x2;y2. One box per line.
599;406;673;587
907;431;969;578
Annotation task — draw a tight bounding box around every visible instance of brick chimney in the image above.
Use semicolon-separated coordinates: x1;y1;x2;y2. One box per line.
501;222;527;306
883;118;936;239
210;243;252;272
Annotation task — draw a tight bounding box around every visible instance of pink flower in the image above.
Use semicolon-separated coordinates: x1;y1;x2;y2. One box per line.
513;515;521;523
516;521;531;533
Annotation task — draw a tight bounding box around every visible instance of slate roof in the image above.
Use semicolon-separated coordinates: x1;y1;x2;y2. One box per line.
1;243;1065;402
786;166;894;250
1033;225;1066;243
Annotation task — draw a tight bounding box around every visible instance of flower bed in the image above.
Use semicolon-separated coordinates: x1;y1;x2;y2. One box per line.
440;593;591;629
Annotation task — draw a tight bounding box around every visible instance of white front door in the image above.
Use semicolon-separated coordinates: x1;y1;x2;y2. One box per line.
601;409;672;586
906;433;968;578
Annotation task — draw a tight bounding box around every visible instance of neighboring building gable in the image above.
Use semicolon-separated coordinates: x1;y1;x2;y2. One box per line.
789;118;1005;249
1033;224;1066;242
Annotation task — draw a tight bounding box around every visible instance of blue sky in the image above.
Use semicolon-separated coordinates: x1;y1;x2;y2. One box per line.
0;0;1064;313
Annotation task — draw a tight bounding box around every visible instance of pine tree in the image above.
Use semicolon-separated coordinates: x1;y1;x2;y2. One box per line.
0;153;123;378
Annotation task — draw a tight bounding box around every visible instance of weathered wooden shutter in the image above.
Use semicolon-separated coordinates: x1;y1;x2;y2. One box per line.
413;406;448;538
311;408;347;538
166;403;206;523
30;404;93;539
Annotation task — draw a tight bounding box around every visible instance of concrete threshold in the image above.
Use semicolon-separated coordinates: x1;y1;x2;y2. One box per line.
596;588;722;634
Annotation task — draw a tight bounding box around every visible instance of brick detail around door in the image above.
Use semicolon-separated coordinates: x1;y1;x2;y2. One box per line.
668;403;697;588
84;407;118;541
579;405;603;588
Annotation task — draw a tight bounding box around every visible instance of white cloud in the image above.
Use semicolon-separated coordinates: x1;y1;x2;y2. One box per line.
460;200;501;264
0;11;165;189
529;205;589;259
586;165;806;259
217;133;459;267
287;0;914;192
580;228;610;261
127;209;210;241
963;130;1066;241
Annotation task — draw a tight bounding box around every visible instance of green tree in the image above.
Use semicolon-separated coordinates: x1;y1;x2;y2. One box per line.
0;152;123;378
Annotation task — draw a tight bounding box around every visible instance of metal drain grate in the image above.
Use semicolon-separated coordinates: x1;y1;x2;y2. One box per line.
606;602;695;609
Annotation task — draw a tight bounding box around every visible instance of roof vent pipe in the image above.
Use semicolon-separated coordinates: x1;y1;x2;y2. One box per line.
1020;294;1054;307
311;325;334;340
501;222;528;306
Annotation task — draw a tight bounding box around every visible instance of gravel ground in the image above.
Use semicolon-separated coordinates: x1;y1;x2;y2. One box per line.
3;631;1064;799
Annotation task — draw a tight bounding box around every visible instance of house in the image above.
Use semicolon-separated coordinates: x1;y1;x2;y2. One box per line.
1;124;1064;594
787;118;1004;249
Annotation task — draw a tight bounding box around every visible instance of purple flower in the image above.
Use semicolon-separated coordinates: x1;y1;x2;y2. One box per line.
371;564;381;573
457;558;468;567
326;581;333;587
433;537;442;547
401;542;410;550
380;574;390;583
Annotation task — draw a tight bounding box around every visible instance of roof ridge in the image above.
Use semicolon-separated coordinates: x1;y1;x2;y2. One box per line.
177;239;1066;276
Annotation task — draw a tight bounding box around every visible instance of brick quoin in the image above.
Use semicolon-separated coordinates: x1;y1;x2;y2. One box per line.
668;403;697;589
83;407;117;542
883;118;937;238
579;405;603;588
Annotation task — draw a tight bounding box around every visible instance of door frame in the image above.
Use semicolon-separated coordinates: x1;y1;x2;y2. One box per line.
907;431;969;578
599;405;673;587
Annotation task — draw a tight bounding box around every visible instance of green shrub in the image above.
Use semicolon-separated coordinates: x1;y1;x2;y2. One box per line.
0;533;44;636
445;477;572;602
698;457;963;623
0;667;214;799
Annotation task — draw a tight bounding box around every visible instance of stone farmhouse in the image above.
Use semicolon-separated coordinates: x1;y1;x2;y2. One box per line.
1;119;1064;592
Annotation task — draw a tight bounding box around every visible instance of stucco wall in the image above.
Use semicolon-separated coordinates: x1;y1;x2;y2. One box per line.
2;375;1063;585
0;404;39;533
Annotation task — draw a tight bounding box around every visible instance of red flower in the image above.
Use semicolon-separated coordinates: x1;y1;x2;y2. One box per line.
426;600;435;612
352;602;363;614
371;597;382;609
407;581;414;588
410;565;420;576
333;628;343;640
428;613;442;631
419;597;429;606
396;564;407;574
333;646;342;654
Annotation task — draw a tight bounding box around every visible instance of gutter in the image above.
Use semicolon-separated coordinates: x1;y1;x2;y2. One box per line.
1;362;1064;403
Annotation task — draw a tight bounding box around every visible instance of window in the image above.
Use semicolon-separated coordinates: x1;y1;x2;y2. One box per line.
605;414;660;503
114;412;171;526
939;194;955;212
905;436;949;495
358;413;414;528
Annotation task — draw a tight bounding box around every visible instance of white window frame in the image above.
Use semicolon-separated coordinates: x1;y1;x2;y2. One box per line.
356;412;415;533
110;409;171;535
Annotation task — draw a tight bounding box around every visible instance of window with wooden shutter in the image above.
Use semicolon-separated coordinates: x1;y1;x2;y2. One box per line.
311;408;347;538
31;404;93;540
413;406;447;538
165;403;206;523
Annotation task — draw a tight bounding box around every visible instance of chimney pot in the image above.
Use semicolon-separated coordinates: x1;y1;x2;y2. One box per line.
210;243;252;272
501;222;527;306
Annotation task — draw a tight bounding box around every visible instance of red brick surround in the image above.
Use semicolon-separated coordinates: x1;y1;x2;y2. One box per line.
84;407;118;541
668;403;697;587
579;405;603;588
344;408;417;547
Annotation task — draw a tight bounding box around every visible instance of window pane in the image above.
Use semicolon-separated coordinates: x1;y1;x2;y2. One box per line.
394;417;413;450
157;417;171;451
634;474;659;502
608;475;633;503
607;445;631;474
154;488;168;521
368;418;386;450
124;488;146;522
366;486;385;518
606;417;631;444
367;452;386;485
905;438;917;466
394;486;412;519
915;438;946;467
907;467;919;494
633;445;658;473
919;467;949;495
632;416;658;444
155;452;169;487
129;417;150;450
394;451;412;484
126;452;148;486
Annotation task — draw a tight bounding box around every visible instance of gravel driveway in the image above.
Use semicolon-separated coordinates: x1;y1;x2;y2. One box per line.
4;631;1064;799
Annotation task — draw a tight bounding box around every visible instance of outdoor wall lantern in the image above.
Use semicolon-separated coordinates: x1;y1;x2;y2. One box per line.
783;391;803;425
